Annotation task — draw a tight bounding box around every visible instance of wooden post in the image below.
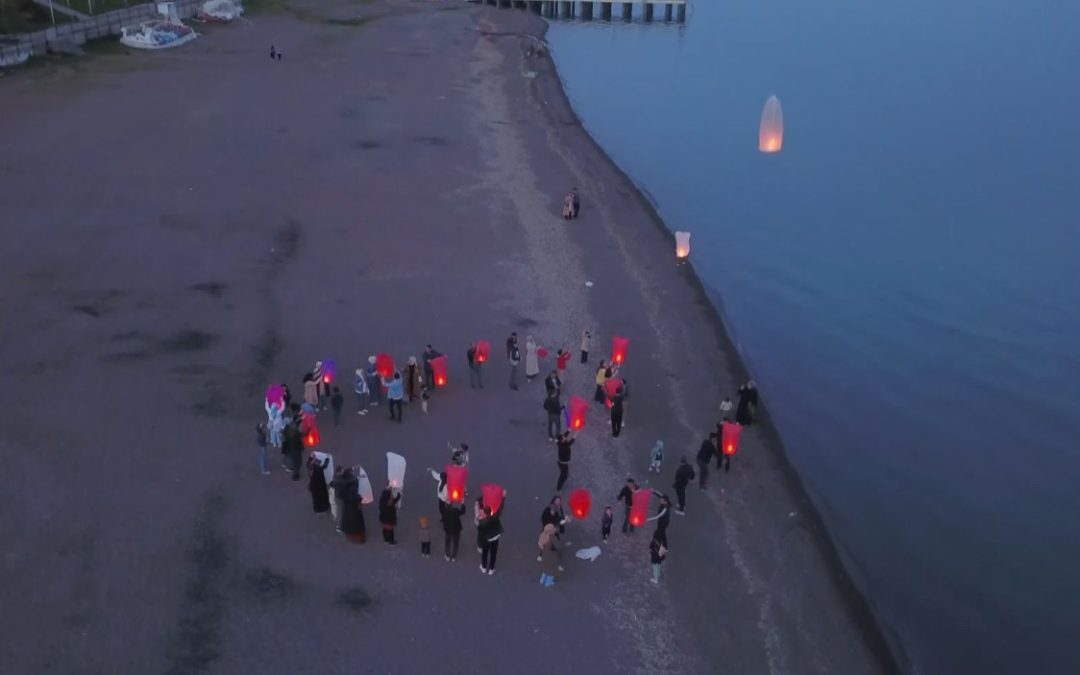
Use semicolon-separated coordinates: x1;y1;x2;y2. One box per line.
643;3;653;21
601;1;611;20
621;2;631;20
582;1;593;19
664;3;672;21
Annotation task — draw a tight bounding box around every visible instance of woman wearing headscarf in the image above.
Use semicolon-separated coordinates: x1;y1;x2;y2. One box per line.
378;485;402;544
336;468;366;543
308;454;331;514
540;495;567;536
524;335;540;382
477;489;507;575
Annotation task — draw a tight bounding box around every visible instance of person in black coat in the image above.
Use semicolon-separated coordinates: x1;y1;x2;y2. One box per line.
736;380;758;426
540;496;567;536
555;431;574;491
439;499;466;562
616;478;638;534
696;434;717;489
336;470;366;543
378;486;402;545
282;420;303;482
646;492;671;548
308;454;331;514
610;388;625;438
477;490;507;575
673;457;696;514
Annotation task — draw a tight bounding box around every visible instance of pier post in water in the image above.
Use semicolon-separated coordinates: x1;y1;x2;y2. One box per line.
664;3;672;21
621;2;632;20
582;1;593;20
600;1;611;20
643;2;653;22
559;0;571;18
676;2;685;22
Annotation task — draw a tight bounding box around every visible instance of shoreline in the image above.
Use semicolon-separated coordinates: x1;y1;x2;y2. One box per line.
523;13;906;675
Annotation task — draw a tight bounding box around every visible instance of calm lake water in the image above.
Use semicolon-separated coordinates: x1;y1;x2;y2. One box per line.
547;2;1080;673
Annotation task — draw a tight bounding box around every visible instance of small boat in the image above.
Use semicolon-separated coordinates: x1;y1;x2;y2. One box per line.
120;3;197;50
196;0;244;23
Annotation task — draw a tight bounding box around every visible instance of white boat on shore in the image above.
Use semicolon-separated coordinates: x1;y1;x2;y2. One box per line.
120;3;197;50
196;0;244;23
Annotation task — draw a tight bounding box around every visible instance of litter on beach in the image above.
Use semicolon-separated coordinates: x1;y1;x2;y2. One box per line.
575;546;602;562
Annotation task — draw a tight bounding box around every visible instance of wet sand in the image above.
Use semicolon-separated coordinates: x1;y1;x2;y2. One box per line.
0;2;895;673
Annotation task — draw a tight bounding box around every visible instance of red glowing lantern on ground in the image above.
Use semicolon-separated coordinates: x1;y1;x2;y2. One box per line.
630;489;651;527
569;488;591;519
569;396;588;430
375;353;394;379
303;426;320;448
475;340;490;364
446;464;467;503
481;483;504;514
721;421;743;456
604;377;623;408
611;336;629;365
429;354;448;387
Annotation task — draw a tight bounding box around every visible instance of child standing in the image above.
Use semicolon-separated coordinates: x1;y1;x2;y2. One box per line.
648;440;664;473
419;516;432;557
650;533;667;584
601;506;613;543
331;387;344;426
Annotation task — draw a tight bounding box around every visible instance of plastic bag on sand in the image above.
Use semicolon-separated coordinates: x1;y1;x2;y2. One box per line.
575;546;601;562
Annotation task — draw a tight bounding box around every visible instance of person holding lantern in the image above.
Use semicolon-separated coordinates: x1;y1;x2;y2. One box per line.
439;498;466;561
422;345;442;390
697;433;718;489
540;496;568;537
524;335;540;382
466;343;483;389
366;357;381;407
382;370;405;423
302;372;319;410
555;431;575;491
673;458;696;515
477;489;507;575
646;492;672;548
282;417;303;482
308;453;331;515
378;485;402;545
335;468;366;543
313;361;330;410
616;478;639;534
556;348;570;382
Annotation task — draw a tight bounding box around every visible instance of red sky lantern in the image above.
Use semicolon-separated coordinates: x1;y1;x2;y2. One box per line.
481;483;504;514
721;421;743;456
375;353;394;379
630;489;651;527
604;377;623;408
445;464;467;503
569;396;588;430
430;354;448;387
568;488;591;519
303;426;320;448
611;336;629;365
475;340;490;364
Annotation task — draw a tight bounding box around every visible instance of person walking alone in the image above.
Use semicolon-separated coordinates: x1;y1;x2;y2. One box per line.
507;334;521;391
366;356;382;408
593;361;608;404
544;393;563;441
478;489;507;575
555;431;574;491
383;370;405;423
697;433;717;489
673;457;696;515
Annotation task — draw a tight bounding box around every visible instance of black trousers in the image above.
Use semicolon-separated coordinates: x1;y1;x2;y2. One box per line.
389;398;402;422
622;504;634;533
382;527;395;544
481;538;500;570
674;483;687;511
580;350;588;364
444;531;461;559
556;461;570;491
611;413;623;437
421;542;431;555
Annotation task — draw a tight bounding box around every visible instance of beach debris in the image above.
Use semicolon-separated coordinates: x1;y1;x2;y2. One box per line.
575;546;602;562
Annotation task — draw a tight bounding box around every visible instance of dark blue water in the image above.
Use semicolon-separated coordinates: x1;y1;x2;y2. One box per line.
547;2;1080;673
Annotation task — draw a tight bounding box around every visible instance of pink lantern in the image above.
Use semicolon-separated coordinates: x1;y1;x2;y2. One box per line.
569;488;591;519
375;353;394;379
569;396;588;430
481;483;504;514
604;377;624;408
611;336;629;366
630;489;651;527
721;421;743;456
266;384;284;407
430;354;448;387
475;340;490;364
445;464;467;503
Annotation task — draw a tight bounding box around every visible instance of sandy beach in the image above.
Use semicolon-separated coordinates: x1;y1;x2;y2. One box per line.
0;2;896;673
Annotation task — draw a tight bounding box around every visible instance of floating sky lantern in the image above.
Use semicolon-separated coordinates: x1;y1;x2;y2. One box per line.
604;377;624;408
721;420;743;456
475;340;490;364
630;488;651;527
481;483;504;514
675;231;691;259
375;353;395;379
430;354;448;387
611;336;629;366
386;452;407;490
569;395;588;430
445;464;467;503
759;95;783;153
569;488;591;519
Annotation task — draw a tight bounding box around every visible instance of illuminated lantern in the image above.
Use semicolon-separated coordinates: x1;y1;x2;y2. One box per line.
322;359;336;384
475;340;490;364
429;354;448;388
481;483;504;514
266;384;284;407
569;395;588;430
675;231;691;259
537;347;549;359
300;409;316;434
611;336;629;365
568;488;591;519
303;426;320;448
445;464;468;503
721;421;743;456
386;452;407;489
375;353;394;379
759;95;783;153
629;489;651;527
356;465;374;504
604;377;623;408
